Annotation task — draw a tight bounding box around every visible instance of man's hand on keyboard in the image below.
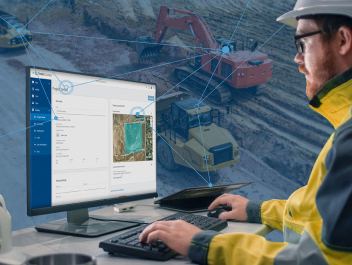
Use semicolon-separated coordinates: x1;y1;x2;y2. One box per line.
139;220;202;256
208;193;249;221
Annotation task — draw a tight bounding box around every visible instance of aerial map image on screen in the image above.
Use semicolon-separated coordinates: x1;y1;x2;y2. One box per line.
113;114;153;163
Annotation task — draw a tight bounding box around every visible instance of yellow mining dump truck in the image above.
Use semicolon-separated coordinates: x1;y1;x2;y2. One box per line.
156;92;240;172
0;11;33;53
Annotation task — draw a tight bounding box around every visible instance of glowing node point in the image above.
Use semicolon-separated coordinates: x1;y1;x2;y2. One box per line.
208;183;213;188
194;104;200;109
11;27;26;37
59;80;74;95
130;107;145;121
222;46;230;54
54;116;58;120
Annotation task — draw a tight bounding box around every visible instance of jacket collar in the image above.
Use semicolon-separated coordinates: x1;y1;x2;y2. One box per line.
310;67;352;129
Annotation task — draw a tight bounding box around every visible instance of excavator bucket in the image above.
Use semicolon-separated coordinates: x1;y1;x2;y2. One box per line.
136;35;164;62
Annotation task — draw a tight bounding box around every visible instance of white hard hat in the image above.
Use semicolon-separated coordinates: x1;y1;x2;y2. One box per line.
277;0;352;28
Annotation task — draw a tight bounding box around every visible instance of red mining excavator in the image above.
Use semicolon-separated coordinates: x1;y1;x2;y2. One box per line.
136;6;274;105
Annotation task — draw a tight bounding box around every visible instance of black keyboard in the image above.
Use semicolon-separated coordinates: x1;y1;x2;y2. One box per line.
99;212;227;261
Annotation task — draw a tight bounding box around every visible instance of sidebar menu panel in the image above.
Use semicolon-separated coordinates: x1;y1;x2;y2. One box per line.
29;78;52;209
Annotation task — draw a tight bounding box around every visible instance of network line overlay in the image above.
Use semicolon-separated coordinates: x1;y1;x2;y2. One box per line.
0;0;285;187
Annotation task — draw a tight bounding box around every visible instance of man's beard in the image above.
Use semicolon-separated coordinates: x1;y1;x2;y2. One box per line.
298;45;339;100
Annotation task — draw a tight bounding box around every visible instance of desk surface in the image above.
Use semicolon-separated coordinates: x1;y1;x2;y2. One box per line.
12;198;264;264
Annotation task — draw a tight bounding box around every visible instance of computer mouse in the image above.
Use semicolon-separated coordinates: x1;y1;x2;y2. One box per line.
207;204;232;218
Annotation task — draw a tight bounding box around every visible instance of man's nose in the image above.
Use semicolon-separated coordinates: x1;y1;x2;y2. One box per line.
294;53;304;64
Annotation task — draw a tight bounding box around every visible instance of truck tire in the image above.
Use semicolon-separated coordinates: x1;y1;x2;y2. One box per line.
157;139;178;171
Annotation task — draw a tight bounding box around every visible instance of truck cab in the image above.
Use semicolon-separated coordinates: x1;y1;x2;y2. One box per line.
0;11;33;53
170;98;212;139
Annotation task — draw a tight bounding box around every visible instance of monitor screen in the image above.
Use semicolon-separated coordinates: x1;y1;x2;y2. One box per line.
26;67;157;217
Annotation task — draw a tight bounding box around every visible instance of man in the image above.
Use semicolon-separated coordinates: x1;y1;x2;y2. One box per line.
140;0;352;264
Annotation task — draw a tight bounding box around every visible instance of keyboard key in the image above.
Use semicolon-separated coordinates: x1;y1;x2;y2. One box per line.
143;245;151;250
134;243;143;248
163;247;171;253
157;245;166;252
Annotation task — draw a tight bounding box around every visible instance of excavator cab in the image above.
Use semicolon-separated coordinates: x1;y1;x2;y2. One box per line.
216;37;237;53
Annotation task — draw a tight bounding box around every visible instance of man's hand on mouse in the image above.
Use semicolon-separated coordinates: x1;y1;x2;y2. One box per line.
139;220;202;256
208;193;249;221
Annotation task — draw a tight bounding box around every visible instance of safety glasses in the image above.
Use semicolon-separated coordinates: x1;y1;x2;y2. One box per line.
294;30;322;54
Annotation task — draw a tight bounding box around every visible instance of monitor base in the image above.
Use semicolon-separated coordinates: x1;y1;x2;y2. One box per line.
35;208;139;237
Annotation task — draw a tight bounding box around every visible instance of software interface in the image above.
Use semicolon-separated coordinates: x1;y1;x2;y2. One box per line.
29;68;157;209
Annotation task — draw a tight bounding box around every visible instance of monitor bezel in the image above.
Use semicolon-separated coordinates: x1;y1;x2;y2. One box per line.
26;66;158;217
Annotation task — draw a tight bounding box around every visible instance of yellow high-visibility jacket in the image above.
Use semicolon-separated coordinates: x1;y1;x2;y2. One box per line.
187;68;352;264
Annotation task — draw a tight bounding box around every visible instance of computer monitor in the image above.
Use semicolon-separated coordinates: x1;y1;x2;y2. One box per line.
26;66;157;237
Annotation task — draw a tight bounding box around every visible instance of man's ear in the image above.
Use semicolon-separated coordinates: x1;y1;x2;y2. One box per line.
337;26;352;55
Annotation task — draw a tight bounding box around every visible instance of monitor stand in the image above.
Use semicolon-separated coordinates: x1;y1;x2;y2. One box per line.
35;208;140;237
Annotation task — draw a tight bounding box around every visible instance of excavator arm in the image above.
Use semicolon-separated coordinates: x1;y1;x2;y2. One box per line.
136;6;219;60
152;6;218;52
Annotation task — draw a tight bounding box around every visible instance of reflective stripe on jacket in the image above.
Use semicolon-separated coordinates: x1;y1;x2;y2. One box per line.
187;67;352;264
